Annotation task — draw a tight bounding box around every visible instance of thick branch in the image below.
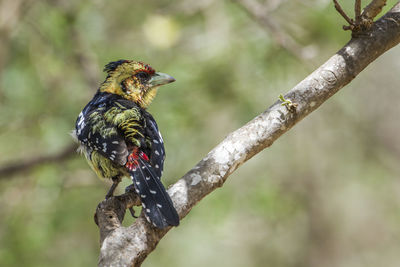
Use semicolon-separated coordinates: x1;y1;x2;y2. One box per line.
95;193;141;244
97;3;400;266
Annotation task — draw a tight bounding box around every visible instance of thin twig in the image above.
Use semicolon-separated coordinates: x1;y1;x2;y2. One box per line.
355;0;362;21
333;0;354;25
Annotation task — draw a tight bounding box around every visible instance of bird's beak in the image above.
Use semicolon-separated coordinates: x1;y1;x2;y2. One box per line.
149;72;176;87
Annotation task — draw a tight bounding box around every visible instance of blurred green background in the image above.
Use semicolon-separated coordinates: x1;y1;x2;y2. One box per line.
1;0;399;266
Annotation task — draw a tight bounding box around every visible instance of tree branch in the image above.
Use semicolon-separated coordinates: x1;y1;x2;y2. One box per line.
355;0;362;21
96;2;400;266
333;0;355;26
334;0;388;32
0;144;76;178
362;0;388;20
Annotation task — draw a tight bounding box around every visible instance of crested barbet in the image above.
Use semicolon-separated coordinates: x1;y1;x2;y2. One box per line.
73;60;179;229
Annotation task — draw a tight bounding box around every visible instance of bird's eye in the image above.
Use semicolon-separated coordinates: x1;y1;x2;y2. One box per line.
135;72;150;82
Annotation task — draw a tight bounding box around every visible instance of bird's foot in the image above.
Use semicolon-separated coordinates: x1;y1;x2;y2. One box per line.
105;187;115;199
105;177;121;199
125;185;139;218
125;184;136;194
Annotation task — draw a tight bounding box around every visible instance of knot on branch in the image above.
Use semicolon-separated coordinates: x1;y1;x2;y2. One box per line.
95;192;140;244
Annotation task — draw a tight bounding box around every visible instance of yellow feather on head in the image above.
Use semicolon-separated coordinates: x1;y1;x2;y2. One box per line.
99;60;174;109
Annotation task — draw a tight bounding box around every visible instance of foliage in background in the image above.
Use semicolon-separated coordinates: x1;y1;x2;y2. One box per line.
0;0;399;266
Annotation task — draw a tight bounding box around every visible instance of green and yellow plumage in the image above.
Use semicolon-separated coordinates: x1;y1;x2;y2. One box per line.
99;60;170;108
74;59;179;228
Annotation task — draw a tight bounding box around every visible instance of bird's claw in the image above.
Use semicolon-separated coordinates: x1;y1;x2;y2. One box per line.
125;184;136;194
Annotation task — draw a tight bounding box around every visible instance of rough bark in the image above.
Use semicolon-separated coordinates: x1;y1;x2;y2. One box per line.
96;2;400;266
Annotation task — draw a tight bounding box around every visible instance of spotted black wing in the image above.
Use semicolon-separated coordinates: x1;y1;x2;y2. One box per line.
143;112;166;178
129;156;179;228
75;103;129;166
125;111;178;228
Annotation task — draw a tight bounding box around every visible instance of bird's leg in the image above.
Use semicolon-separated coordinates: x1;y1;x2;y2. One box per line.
105;177;121;199
125;183;136;194
125;184;139;218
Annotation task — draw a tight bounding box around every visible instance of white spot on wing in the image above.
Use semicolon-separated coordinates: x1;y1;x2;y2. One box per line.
150;190;156;194
76;112;85;135
158;131;164;143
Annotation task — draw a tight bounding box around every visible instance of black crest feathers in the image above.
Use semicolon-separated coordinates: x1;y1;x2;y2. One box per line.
103;60;131;74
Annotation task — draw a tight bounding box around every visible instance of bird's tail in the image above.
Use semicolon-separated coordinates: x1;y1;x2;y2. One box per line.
129;157;179;229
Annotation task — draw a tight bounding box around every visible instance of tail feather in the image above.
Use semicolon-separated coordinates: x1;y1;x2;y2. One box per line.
130;158;179;228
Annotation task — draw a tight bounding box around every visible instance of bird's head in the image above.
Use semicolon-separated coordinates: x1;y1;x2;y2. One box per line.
99;60;175;108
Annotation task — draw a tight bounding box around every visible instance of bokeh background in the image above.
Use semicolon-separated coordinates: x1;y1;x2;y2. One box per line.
1;0;399;266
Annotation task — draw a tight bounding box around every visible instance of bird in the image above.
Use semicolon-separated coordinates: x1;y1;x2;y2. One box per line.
72;60;179;229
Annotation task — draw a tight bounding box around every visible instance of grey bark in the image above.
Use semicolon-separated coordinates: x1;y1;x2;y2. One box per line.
96;2;400;266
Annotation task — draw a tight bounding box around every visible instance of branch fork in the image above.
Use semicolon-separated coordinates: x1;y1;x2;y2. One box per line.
333;0;387;35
